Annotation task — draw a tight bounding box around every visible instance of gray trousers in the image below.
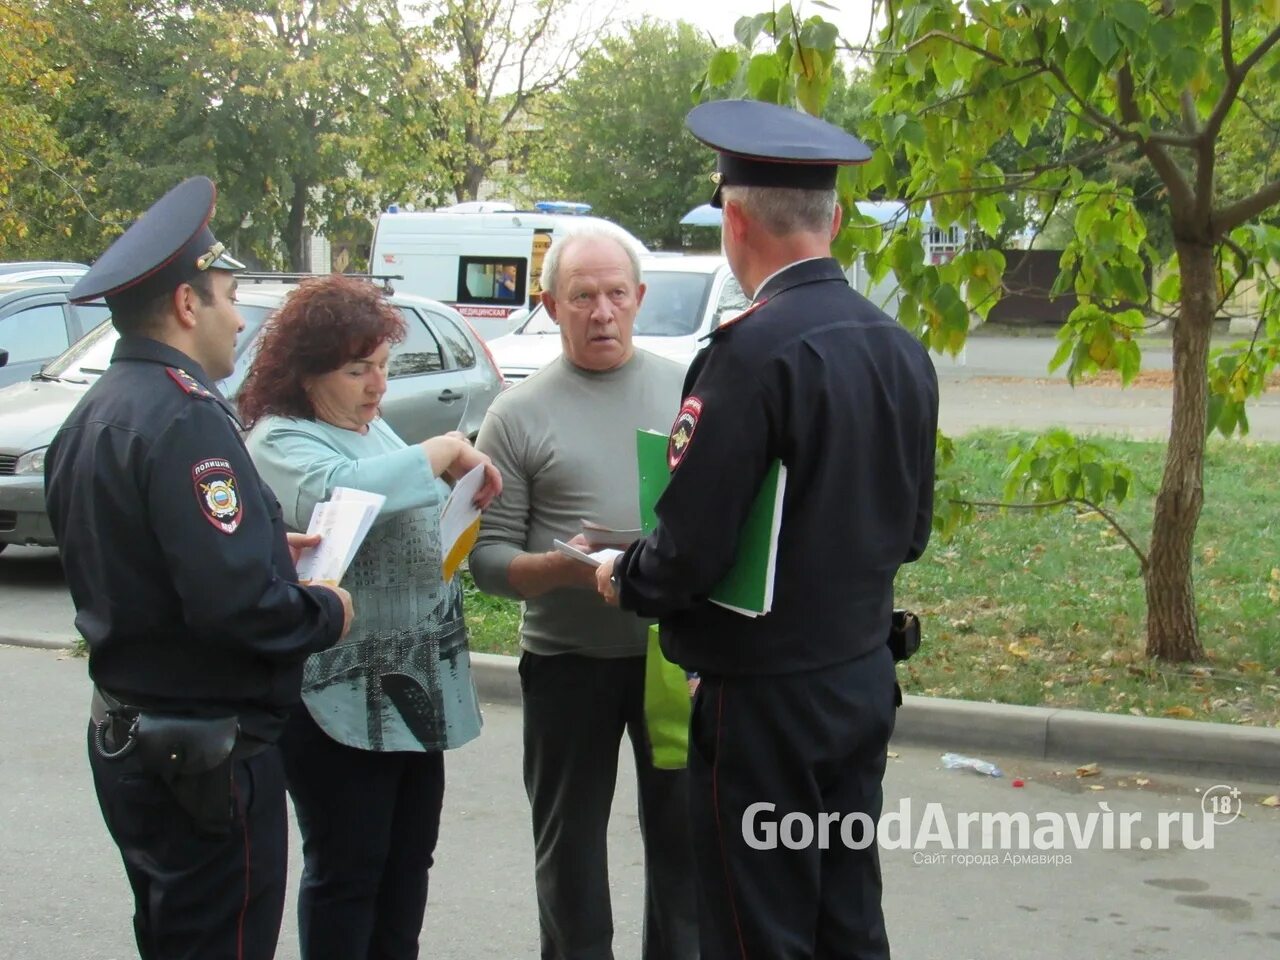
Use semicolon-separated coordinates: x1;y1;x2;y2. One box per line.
519;650;700;960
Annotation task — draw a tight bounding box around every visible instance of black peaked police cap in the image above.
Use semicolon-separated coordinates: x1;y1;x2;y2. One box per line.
686;100;873;208
69;176;245;307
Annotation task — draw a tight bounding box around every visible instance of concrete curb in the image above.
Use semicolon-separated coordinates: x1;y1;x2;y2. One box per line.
10;639;1278;782
470;653;1280;783
0;630;80;651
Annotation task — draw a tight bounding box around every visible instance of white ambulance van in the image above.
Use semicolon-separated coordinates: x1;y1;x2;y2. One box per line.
369;203;646;341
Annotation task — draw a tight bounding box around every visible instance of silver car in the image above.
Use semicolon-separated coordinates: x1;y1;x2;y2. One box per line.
0;282;111;390
0;282;503;552
0;262;90;284
486;255;749;384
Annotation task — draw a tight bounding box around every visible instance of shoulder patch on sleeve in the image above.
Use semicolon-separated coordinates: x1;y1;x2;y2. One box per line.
166;367;215;400
192;458;243;533
705;297;768;339
668;396;703;471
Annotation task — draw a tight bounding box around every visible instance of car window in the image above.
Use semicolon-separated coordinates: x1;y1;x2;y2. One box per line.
216;304;276;398
634;272;713;336
429;311;476;369
518;270;713;338
389;309;446;377
43;319;117;379
0;303;69;363
72;303;112;332
712;275;750;327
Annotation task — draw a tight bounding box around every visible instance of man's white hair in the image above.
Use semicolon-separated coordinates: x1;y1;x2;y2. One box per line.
720;185;837;236
540;222;644;296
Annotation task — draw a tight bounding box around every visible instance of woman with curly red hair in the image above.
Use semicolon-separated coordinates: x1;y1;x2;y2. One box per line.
242;274;501;959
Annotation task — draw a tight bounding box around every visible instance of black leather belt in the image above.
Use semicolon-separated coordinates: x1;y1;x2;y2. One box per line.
90;687;268;762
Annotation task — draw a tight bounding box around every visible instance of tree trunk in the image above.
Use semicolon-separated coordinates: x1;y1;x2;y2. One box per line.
1144;239;1213;661
286;177;310;272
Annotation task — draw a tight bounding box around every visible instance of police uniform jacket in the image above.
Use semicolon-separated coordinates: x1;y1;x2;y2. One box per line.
616;258;939;677
45;337;344;739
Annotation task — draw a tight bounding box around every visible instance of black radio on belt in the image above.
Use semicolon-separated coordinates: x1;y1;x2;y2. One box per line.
887;610;921;662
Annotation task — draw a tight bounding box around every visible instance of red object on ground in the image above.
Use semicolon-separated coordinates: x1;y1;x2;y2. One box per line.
1012;778;1025;788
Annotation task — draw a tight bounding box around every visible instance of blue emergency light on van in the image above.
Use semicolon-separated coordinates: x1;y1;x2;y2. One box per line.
533;201;592;215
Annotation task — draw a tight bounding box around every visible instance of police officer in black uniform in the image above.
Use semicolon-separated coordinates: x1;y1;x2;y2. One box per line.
44;176;354;960
596;101;940;959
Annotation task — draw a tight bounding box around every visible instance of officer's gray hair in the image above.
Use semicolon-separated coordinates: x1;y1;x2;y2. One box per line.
540;223;644;297
720;185;837;236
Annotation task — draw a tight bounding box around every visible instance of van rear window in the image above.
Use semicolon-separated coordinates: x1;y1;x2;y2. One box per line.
457;257;527;306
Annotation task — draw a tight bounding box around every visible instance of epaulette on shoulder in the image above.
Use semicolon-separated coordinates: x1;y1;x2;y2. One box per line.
165;367;215;400
702;297;769;341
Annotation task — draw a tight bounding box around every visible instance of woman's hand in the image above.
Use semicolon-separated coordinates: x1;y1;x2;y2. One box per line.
422;434;503;508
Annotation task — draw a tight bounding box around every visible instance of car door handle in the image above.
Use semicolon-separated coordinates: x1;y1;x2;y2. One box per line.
437;389;463;402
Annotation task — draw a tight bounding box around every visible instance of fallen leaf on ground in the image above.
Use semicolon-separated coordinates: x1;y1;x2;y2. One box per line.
1162;705;1196;719
1136;777;1150;786
887;751;900;759
1076;763;1101;778
1089;784;1106;791
1261;795;1279;808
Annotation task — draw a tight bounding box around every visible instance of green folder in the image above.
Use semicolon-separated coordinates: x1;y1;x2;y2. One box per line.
636;429;786;617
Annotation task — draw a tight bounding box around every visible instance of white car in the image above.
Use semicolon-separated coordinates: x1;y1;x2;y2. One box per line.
486;255;748;384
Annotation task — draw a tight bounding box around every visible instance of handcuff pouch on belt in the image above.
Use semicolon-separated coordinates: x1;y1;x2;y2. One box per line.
886;610;922;708
93;689;240;836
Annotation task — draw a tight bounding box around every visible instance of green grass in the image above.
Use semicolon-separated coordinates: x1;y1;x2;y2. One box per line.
462;432;1279;726
460;573;522;655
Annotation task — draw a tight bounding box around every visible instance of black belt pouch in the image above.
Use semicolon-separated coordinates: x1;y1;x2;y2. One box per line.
132;713;240;836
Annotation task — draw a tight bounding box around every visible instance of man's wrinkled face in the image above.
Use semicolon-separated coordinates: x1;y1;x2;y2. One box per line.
542;238;645;372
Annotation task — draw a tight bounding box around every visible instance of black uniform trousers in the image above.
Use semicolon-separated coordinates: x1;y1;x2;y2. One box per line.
688;645;897;960
519;651;700;960
279;704;446;960
86;721;288;960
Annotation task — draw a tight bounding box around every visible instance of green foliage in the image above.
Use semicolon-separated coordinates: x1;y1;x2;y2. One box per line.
1002;429;1136;514
524;20;717;248
0;1;86;257
10;0;594;266
27;0;407;268
931;431;975;540
895;432;1280;724
391;0;606;205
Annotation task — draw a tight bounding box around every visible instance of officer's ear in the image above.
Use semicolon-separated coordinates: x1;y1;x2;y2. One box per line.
722;198;750;246
172;282;201;331
829;200;843;241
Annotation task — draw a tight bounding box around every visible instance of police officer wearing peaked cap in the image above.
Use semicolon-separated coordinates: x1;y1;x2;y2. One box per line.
45;176;354;960
596;101;940;959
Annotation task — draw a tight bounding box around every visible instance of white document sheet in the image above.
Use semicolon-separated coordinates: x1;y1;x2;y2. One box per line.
293;487;386;585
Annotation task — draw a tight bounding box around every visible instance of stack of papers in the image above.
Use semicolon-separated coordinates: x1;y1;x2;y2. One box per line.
294;487;387;585
439;464;487;580
553;540;623;568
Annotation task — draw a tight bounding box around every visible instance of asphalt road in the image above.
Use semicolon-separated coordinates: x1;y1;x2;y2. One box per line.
2;645;1277;960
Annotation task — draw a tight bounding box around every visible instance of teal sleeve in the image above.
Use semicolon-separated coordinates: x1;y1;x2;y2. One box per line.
248;421;440;530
